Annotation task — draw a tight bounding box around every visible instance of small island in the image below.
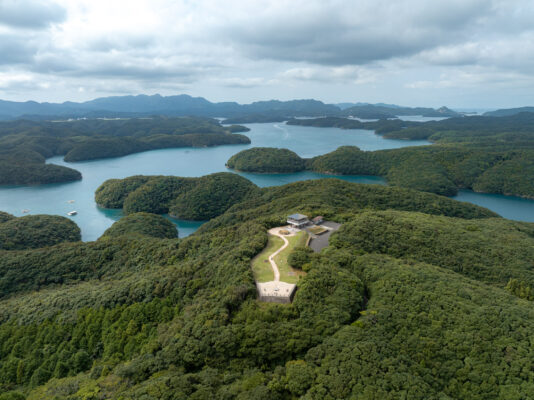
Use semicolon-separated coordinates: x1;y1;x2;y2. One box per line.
96;172;260;221
226;147;305;173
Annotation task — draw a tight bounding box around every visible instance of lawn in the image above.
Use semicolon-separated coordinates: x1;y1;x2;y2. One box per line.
251;234;283;282
274;230;308;284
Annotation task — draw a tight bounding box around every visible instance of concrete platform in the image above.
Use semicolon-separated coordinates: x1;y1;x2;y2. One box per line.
256;281;297;303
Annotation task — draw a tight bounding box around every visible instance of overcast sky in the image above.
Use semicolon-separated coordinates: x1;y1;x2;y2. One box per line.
0;0;533;108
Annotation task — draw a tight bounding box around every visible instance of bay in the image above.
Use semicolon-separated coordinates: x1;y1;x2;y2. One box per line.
0;123;408;240
453;190;534;222
1;122;533;241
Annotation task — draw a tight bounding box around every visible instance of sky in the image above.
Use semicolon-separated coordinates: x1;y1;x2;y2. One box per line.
0;0;534;109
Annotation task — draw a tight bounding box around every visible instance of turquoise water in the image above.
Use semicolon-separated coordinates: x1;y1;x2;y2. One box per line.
0;123;403;241
453;190;534;222
0;122;532;241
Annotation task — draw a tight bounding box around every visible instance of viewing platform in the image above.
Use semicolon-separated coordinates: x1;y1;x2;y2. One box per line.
256;281;297;303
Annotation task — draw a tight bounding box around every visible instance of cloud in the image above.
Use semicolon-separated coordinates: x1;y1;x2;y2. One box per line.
219;0;493;65
280;66;377;85
0;0;66;29
405;67;534;90
1;0;534;106
0;34;38;64
218;77;270;88
0;71;50;92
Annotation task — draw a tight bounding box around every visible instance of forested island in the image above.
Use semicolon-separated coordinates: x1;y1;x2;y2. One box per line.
221;103;460;123
227;145;534;198
287;112;534;144
0;117;250;185
225;112;534;198
226;147;305;173
95;172;260;220
3;176;534;398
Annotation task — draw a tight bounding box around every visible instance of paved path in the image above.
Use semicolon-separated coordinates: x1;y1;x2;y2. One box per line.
267;227;296;282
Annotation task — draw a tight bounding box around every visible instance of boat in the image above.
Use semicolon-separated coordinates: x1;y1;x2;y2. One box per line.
67;211;77;216
67;200;75;204
22;209;30;213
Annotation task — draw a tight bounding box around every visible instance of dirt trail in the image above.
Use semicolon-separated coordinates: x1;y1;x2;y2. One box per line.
267;227;296;282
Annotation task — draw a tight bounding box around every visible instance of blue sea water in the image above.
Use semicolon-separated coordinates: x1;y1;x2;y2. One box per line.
0;122;532;240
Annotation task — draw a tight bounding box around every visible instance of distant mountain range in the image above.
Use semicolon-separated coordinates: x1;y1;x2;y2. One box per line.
340;104;459;119
0;94;461;120
335;102;403;110
484;107;534;117
0;95;338;120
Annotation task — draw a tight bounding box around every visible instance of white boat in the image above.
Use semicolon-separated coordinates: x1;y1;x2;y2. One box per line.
67;200;75;204
67;211;77;216
22;209;30;213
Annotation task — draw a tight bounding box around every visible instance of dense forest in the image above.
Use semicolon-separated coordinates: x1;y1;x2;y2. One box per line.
339;104;459;118
221;104;459;123
96;172;260;220
2;177;534;398
0;117;250;185
0;146;81;185
287;112;534;145
0;214;81;250
226;142;534;198
3;109;534;398
310;145;534;198
100;212;178;239
226;148;305;173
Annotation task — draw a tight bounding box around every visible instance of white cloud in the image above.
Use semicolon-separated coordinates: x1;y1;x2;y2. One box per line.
1;0;534;106
0;0;66;29
217;77;271;88
280;66;378;85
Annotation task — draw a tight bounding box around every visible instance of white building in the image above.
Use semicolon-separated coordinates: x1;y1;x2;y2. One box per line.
287;213;309;228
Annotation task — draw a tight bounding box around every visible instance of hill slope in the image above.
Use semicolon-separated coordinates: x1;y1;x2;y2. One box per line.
2;179;534;399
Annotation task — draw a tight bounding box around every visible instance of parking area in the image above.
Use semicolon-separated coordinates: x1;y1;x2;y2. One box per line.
308;221;341;253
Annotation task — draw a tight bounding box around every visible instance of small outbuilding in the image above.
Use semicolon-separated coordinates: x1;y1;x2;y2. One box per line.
312;216;324;225
287;213;309;228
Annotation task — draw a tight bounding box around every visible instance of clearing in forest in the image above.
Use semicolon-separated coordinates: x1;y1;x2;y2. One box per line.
251;227;308;284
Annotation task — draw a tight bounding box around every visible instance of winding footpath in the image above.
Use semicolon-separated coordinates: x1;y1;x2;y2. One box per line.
256;227;299;303
267;227;294;282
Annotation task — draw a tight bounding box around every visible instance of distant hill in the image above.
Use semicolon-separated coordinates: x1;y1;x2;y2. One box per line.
0;94;339;120
225;103;462;123
335;102;402;110
341;104;460;118
484;107;534;117
0;94;465;121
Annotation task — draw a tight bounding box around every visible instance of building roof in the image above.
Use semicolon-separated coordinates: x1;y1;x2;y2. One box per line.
312;216;324;222
288;213;308;221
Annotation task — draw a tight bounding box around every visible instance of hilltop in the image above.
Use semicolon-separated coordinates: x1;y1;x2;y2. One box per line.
2;177;534;398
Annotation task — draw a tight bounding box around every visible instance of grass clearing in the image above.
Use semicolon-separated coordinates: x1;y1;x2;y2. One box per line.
275;230;308;284
251;234;283;282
